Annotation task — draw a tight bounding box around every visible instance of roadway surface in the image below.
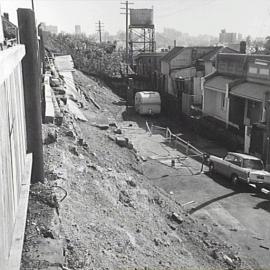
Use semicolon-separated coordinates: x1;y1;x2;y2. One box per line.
122;110;270;268
143;161;270;268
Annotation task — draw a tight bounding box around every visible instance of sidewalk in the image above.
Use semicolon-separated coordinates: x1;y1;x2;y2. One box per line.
119;121;204;176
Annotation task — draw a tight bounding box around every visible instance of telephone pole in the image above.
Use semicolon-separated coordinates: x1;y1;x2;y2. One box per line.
31;0;35;11
96;20;104;43
265;92;270;170
121;1;133;75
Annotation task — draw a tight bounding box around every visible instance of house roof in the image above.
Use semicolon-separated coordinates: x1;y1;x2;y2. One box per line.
201;47;238;61
134;52;166;61
162;46;236;63
218;53;270;63
161;47;184;62
205;75;235;92
230;82;270;102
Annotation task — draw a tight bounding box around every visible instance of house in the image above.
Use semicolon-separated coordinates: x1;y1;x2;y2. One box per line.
203;53;270;157
160;46;236;116
134;52;166;78
199;46;238;76
133;52;166;92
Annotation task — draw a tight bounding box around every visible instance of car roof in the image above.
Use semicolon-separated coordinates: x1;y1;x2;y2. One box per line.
228;152;261;160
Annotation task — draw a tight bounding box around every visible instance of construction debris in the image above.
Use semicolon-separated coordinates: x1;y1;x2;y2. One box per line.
171;212;184;224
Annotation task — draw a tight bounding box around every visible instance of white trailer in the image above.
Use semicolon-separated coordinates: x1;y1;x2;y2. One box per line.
135;91;161;115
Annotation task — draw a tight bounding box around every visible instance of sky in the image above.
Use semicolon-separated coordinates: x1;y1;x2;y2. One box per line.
1;0;270;38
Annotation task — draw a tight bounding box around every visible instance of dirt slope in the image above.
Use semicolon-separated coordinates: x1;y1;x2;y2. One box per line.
21;70;253;270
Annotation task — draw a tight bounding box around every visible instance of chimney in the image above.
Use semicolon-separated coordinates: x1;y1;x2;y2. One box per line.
240;41;246;54
3;13;9;21
174;40;177;47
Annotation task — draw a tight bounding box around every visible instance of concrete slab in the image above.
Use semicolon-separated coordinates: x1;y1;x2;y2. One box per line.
55;55;79;101
60;71;78;100
119;123;202;174
67;99;87;122
44;74;55;123
54;55;74;72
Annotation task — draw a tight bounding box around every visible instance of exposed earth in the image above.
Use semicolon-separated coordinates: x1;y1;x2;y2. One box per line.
21;70;270;270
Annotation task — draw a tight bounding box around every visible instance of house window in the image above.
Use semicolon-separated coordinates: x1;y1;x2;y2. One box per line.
248;67;258;74
221;93;226;110
192;49;197;60
259;68;269;76
228;62;234;72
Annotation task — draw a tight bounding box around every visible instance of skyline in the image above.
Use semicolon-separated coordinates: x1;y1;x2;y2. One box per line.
1;0;270;38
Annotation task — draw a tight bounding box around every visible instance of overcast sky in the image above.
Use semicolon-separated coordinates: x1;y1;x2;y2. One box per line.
1;0;270;38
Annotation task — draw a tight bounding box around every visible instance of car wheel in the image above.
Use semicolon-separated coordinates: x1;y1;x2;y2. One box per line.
231;174;239;186
255;184;263;191
209;162;215;174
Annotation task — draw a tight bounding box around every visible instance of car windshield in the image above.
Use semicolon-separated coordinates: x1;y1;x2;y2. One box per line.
242;159;264;170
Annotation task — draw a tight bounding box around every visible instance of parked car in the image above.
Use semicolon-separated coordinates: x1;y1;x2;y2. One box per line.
208;152;270;189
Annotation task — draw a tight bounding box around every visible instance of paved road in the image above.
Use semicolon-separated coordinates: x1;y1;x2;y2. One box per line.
143;160;270;267
121;111;270;268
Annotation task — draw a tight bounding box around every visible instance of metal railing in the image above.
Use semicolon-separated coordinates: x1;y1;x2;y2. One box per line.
146;121;206;172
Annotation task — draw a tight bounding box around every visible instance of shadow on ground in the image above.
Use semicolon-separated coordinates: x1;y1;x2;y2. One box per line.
189;191;239;214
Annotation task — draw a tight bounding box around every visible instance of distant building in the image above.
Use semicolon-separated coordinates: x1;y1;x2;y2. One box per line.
40;22;58;34
75;25;81;35
219;29;237;44
46;25;58;34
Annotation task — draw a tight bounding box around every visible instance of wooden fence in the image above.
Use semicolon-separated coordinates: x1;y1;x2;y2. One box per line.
0;45;32;270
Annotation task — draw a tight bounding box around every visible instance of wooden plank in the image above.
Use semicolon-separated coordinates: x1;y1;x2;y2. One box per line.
0;46;28;270
7;154;32;270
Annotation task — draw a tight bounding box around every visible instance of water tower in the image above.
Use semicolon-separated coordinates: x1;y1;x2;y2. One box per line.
129;8;155;65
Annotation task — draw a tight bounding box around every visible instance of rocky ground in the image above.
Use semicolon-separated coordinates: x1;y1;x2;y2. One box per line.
21;70;254;270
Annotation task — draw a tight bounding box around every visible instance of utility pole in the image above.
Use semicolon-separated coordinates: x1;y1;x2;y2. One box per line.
121;1;133;75
96;20;104;43
17;8;44;183
265;92;270;170
31;0;35;11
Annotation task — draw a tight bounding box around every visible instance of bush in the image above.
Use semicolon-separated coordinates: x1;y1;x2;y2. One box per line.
43;32;124;77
